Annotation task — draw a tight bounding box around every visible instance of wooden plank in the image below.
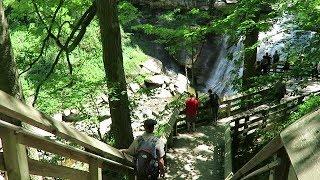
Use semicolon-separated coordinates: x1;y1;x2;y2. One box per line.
275;147;290;180
241;159;280;180
0;127;29;180
28;158;89;180
0;120;134;174
0;90;132;166
280;108;320;180
232;135;283;180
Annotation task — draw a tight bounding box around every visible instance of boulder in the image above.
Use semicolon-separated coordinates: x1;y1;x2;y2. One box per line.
155;89;173;98
129;83;140;93
142;108;154;118
145;75;167;87
174;73;189;93
140;58;163;74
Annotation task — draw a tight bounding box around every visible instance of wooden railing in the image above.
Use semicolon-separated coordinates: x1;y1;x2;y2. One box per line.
219;87;271;118
0;90;134;179
230;89;320;145
231;135;285;180
228;90;320;180
157;95;185;149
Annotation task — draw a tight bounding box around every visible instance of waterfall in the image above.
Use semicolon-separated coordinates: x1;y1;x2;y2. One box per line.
257;15;315;62
204;36;243;96
202;15;314;97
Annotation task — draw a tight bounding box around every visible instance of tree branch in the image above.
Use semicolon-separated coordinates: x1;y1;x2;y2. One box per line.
22;0;65;75
30;2;97;105
65;51;73;76
67;3;96;52
19;35;50;75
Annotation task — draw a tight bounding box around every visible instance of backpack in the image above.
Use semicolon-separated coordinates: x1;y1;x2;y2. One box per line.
135;136;159;179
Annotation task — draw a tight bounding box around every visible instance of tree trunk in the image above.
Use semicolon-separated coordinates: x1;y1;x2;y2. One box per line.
0;2;23;102
0;2;33;179
242;27;259;88
96;0;133;148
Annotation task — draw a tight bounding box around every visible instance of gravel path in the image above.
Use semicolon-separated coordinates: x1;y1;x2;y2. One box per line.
165;125;226;180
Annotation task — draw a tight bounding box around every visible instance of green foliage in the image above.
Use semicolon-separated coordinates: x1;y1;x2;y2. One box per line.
258;95;320;145
133;8;211;56
7;0;148;117
118;1;141;29
155;93;188;137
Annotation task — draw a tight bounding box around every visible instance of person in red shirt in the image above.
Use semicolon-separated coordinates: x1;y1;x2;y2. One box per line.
185;94;199;132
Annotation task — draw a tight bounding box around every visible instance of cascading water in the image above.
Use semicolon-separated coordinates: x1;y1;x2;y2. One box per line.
202;15;314;97
202;36;243;97
257;15;315;62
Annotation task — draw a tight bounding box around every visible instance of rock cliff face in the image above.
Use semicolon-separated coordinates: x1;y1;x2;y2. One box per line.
129;0;236;9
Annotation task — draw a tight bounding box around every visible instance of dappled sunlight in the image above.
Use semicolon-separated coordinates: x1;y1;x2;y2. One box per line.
166;125;225;179
281;110;320;179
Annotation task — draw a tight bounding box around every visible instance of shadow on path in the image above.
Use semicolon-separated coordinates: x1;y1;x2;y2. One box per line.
166;125;226;180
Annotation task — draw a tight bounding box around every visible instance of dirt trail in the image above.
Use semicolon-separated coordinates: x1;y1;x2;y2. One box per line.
165;125;226;180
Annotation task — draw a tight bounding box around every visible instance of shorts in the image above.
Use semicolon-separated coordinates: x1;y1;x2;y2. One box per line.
186;116;197;123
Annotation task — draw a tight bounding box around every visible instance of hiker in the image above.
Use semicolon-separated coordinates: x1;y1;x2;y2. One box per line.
185;93;199;132
206;89;220;124
283;60;290;72
254;61;262;75
273;51;280;64
273;80;286;103
272;51;280;72
312;63;318;79
261;52;272;74
121;119;165;179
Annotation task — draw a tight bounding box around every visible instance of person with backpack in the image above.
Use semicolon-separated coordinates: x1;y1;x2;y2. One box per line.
262;52;272;74
185;93;200;132
121;119;165;179
206;89;220;124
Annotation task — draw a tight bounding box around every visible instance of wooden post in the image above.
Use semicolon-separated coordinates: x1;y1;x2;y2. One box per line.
275;147;290;180
261;110;269;128
173;122;177;137
269;156;277;180
233;118;240;154
227;102;231;116
89;158;102;180
0;128;29;180
243;116;249;137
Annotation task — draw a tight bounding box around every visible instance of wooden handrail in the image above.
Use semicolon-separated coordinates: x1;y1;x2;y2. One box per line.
0;120;134;173
0;90;132;166
0;153;90;180
232;136;283;180
240;158;281;180
221;87;270;104
231;90;320;180
230;89;320;125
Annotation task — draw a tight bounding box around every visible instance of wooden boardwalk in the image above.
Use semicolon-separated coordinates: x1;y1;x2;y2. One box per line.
166;125;226;180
